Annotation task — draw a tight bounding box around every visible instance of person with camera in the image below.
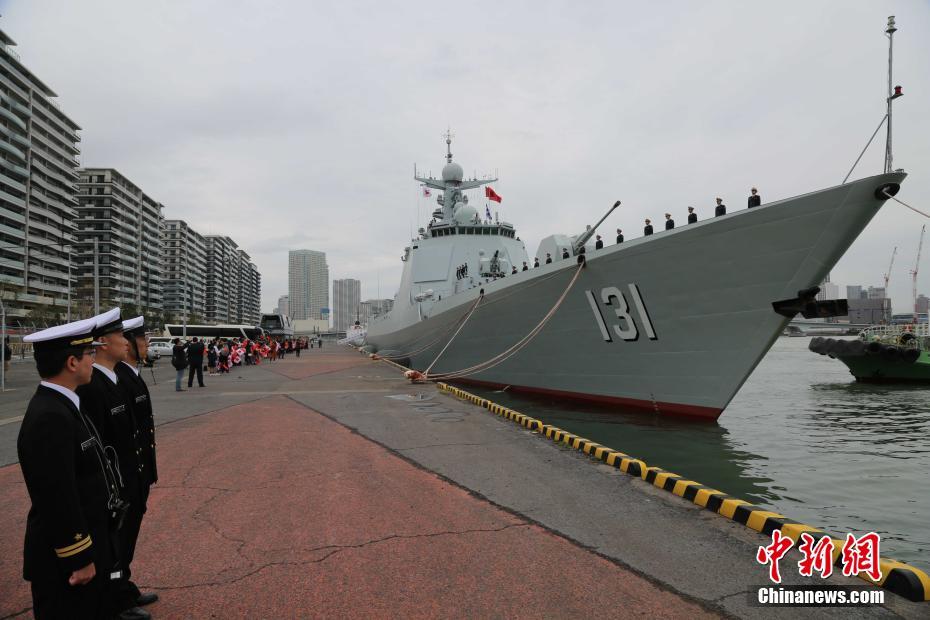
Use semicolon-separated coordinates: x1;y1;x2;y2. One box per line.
18;316;125;619
78;308;156;620
171;338;187;392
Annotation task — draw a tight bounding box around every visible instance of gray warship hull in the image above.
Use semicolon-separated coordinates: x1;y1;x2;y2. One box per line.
367;172;906;420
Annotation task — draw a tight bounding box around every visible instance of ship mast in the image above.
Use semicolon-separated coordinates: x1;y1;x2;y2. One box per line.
884;15;903;173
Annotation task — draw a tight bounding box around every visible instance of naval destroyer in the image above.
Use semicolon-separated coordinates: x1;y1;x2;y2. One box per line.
365;18;910;421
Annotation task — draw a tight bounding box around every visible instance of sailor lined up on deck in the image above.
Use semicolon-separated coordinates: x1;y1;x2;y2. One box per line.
715;197;726;217
534;257;540;268
687;206;697;224
616;229;624;243
455;263;469;279
595;235;604;250
665;213;674;230
748;187;761;208
644;219;653;236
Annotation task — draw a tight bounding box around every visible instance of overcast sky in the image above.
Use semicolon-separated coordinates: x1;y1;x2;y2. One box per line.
3;1;929;314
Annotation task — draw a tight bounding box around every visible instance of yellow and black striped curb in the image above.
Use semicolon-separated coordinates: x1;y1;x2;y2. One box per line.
435;382;930;603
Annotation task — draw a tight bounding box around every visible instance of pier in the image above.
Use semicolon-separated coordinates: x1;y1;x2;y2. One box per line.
0;348;926;618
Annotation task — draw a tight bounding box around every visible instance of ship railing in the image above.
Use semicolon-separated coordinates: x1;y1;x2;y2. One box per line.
858;323;930;342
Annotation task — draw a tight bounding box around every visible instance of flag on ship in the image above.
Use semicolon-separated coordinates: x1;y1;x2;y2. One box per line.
422;185;431;197
485;186;502;203
485;205;492;220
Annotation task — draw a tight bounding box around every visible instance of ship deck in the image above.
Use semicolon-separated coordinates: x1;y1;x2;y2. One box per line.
0;348;925;618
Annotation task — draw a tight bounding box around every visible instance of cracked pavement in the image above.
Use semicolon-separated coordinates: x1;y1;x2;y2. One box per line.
1;348;926;618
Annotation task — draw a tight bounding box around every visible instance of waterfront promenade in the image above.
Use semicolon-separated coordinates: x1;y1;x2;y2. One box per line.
0;349;924;618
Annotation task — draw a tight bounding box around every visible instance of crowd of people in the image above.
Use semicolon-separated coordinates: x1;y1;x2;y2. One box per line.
169;335;313;391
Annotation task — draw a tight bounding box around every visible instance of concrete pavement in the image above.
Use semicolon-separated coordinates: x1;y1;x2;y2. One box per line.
0;348;925;618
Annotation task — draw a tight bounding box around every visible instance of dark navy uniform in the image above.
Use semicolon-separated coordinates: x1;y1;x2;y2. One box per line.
594;237;604;250
687;211;697;224
18;384;118;619
78;365;141;611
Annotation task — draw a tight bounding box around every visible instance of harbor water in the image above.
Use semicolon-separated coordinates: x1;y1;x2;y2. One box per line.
467;336;930;572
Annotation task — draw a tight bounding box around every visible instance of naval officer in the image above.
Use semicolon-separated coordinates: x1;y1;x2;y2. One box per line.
748;187;761;208
664;213;675;230
687;206;697;224
114;317;159;614
616;228;624;244
714;197;726;217
594;235;604;250
77;308;155;620
643;219;653;236
17;317;122;619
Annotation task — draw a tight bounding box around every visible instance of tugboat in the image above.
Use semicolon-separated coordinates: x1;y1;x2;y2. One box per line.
363;18;910;420
809;325;930;382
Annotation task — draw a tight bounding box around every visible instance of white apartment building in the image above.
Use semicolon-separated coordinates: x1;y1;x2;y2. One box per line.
161;219;207;321
75;168;163;313
0;28;81;320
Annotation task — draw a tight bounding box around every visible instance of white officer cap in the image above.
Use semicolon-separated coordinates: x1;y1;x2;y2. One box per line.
23;316;101;353
122;315;146;339
91;308;122;338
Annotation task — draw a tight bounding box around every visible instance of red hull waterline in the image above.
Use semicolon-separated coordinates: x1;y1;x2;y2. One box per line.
448;377;724;422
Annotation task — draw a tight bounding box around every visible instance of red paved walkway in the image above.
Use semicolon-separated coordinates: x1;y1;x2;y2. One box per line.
0;395;716;618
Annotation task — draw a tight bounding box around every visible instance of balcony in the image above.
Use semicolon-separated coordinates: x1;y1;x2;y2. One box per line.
0;139;26;163
0;203;25;224
0;105;25;131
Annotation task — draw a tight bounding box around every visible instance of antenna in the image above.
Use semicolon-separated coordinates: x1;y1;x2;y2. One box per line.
443;127;455;163
912;225;925;323
884;15;904;173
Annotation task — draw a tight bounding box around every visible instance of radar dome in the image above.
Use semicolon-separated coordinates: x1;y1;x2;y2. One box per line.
453;204;478;224
442;162;464;182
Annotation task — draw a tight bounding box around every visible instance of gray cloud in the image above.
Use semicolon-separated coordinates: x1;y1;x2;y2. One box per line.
3;0;929;312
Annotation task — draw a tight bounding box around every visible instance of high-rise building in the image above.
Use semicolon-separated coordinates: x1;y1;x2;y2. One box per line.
0;28;81;321
277;294;289;317
333;278;361;332
288;249;328;321
74;169;163;314
236;248;261;325
846;285;862;300
162;219;207;321
917;294;929;315
202;235;260;325
815;273;839;301
868;286;886;299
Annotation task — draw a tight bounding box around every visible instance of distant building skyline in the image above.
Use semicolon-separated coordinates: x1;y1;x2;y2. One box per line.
277;294;289;318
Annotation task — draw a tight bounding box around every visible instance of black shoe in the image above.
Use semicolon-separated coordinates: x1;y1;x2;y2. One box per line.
118;607;152;620
137;592;159;606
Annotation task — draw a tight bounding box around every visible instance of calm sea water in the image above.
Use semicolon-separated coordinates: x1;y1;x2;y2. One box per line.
467;336;930;571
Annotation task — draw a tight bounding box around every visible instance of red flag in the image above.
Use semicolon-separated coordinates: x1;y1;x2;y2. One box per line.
485;186;502;203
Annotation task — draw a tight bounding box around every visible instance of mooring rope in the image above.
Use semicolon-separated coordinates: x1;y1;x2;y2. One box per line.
424;293;484;374
423;260;585;381
885;190;930;219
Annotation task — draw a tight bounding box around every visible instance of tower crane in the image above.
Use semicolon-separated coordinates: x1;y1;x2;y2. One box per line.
883;246;897;324
912;225;925;324
884;246;897;292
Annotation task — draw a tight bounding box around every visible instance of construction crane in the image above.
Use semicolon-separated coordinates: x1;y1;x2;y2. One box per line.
882;246;898;324
884;246;898;292
912;225;926;323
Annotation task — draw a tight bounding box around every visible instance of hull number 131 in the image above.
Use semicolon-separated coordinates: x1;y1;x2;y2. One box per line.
584;285;657;342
